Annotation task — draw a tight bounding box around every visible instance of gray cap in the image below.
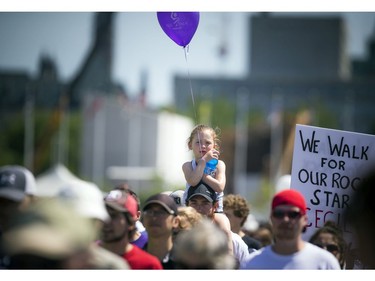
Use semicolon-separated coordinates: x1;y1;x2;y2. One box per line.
0;165;36;201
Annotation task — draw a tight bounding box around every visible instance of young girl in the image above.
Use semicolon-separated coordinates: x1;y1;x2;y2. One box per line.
182;124;226;211
182;124;233;255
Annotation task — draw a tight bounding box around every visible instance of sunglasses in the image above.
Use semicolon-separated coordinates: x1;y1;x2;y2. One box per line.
272;210;302;219
315;243;339;253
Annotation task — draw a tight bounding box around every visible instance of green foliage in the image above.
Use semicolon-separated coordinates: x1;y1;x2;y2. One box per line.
0;109;82;177
66;111;82;175
0;113;25;164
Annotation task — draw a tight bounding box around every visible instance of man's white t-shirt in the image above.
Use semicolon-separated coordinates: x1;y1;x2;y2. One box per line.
240;242;341;269
231;231;252;268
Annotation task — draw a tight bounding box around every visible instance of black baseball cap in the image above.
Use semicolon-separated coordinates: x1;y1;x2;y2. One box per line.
186;182;217;203
143;193;178;215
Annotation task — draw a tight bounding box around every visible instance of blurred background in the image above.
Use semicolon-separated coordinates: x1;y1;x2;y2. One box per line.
1;12;375;219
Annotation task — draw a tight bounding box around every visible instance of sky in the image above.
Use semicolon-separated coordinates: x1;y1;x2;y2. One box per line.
1;12;375;108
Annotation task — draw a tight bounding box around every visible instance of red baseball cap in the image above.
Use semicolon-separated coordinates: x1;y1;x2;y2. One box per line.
104;189;138;219
272;189;307;214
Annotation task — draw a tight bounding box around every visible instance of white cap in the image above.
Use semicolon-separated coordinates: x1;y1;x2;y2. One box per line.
169;189;186;206
275;174;291;192
58;179;109;222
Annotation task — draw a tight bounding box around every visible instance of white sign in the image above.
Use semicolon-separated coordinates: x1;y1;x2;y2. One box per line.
290;124;375;243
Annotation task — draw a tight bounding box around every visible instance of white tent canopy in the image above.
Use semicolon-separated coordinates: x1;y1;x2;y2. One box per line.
35;163;109;222
36;163;92;197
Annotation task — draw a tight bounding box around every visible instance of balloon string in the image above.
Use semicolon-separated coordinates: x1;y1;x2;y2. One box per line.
184;45;198;124
184;45;203;158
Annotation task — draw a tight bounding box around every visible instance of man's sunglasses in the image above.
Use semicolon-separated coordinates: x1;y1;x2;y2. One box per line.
272;210;302;219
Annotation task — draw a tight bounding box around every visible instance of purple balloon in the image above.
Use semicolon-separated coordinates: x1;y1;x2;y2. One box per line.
157;12;200;47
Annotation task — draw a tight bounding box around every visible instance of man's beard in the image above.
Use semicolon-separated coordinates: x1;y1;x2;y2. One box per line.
101;228;127;243
274;225;297;240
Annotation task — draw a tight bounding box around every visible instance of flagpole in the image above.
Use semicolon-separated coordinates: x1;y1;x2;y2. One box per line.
270;92;283;187
24;83;34;171
234;88;249;195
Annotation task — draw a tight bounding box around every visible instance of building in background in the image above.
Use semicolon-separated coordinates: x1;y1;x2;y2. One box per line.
250;13;350;80
81;94;193;192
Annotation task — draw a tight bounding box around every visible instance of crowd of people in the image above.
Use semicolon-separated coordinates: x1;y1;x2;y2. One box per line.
1;123;374;270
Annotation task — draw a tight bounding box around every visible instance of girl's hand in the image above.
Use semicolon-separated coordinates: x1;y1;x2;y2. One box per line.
202;149;219;162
